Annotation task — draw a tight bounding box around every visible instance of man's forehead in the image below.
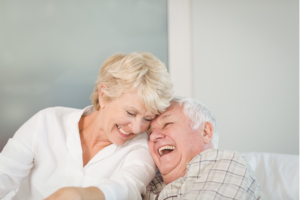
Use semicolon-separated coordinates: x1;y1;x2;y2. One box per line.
149;103;181;129
150;113;170;127
148;114;170;132
160;113;172;121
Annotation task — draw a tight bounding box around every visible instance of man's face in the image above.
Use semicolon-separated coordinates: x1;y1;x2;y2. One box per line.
148;102;210;184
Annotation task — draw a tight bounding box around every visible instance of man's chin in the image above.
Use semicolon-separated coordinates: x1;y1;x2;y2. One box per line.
158;162;177;177
159;167;185;185
158;159;188;184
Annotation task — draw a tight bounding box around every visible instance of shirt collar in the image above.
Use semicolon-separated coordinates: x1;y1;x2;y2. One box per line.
66;105;95;127
65;105;95;167
65;105;119;168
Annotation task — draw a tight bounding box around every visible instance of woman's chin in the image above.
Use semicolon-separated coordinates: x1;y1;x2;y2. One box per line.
111;137;128;146
113;134;137;146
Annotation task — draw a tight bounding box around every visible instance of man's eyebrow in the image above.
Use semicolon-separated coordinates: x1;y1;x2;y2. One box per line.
160;114;171;123
148;114;171;133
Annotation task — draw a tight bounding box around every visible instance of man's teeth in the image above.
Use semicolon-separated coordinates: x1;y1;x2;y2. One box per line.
158;146;176;156
117;125;130;135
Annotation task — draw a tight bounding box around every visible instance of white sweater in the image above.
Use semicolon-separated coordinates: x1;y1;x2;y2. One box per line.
0;106;156;200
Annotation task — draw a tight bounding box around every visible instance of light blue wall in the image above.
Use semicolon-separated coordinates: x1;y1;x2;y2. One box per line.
0;0;168;150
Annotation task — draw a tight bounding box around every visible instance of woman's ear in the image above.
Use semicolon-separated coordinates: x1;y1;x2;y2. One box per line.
202;121;213;144
98;85;108;109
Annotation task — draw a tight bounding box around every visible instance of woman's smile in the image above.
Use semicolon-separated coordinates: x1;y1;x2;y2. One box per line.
116;125;131;136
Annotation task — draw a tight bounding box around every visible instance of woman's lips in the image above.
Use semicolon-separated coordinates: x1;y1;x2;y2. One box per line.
116;125;130;137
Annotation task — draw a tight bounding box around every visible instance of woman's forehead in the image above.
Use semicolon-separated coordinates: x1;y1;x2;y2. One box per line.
120;90;157;112
118;94;154;116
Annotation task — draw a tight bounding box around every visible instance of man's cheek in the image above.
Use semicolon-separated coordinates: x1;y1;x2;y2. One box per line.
148;144;155;157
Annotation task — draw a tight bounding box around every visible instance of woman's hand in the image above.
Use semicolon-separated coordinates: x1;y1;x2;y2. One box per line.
45;187;105;200
44;187;83;200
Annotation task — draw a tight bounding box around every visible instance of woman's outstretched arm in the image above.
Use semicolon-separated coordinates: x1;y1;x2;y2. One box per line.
45;187;105;200
0;111;40;198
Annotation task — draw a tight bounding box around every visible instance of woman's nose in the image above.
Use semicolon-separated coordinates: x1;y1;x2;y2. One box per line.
129;119;142;134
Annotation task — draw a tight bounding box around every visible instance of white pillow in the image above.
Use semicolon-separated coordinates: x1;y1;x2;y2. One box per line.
242;152;299;200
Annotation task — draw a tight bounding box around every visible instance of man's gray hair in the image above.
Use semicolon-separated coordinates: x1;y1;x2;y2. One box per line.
171;96;219;148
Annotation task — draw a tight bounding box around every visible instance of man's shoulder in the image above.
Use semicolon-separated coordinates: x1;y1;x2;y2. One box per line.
186;148;251;186
196;148;244;160
143;174;165;200
183;148;264;200
187;148;247;169
147;175;165;192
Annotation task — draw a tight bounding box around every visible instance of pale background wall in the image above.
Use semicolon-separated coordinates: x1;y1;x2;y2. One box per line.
0;0;168;151
1;0;298;155
168;0;298;155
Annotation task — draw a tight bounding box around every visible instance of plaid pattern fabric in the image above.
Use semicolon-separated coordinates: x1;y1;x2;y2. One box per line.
143;149;264;200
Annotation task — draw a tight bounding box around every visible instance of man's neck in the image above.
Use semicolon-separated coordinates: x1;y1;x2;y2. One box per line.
162;168;186;185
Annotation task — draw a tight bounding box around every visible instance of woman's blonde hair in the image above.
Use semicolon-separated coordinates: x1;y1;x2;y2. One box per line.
90;52;173;114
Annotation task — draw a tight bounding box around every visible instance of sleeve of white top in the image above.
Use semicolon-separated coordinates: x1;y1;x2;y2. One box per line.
0;111;41;198
97;146;156;200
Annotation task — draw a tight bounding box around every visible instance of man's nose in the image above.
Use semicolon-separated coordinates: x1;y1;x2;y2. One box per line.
149;130;165;142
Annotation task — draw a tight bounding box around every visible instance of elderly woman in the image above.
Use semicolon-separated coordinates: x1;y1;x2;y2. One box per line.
0;52;173;200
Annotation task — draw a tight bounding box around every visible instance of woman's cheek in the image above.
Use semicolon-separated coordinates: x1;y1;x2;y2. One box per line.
141;123;151;133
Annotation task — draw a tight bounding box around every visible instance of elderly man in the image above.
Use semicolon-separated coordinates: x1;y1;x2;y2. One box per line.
143;97;264;200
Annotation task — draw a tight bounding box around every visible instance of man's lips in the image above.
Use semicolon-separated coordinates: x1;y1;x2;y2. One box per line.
157;145;176;156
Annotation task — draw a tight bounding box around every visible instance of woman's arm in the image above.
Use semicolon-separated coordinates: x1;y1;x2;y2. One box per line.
44;144;156;200
0;111;40;198
96;146;156;200
44;187;105;200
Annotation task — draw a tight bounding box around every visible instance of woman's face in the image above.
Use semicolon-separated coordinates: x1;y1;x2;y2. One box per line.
98;91;156;145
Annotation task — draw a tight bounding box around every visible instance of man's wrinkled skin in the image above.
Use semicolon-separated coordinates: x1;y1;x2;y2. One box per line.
147;102;213;184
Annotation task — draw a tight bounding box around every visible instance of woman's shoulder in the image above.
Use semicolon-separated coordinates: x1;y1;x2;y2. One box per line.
31;106;83;125
38;106;81;116
122;132;149;149
15;106;83;138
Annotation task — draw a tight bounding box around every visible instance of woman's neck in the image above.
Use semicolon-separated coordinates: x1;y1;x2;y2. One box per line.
79;110;112;167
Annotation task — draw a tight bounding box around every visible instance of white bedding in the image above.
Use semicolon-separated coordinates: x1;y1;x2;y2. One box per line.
242;152;299;200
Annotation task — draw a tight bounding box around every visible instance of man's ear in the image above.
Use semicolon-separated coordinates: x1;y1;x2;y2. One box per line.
202;121;213;144
98;85;108;109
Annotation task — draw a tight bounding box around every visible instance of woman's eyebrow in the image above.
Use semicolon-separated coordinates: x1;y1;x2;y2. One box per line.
144;113;156;119
125;107;143;115
125;106;156;118
124;106;137;112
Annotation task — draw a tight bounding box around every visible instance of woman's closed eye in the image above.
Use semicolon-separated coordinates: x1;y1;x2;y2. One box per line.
127;111;136;116
143;117;153;122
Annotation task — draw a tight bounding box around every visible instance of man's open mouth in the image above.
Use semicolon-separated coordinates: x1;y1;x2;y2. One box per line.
158;145;176;156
